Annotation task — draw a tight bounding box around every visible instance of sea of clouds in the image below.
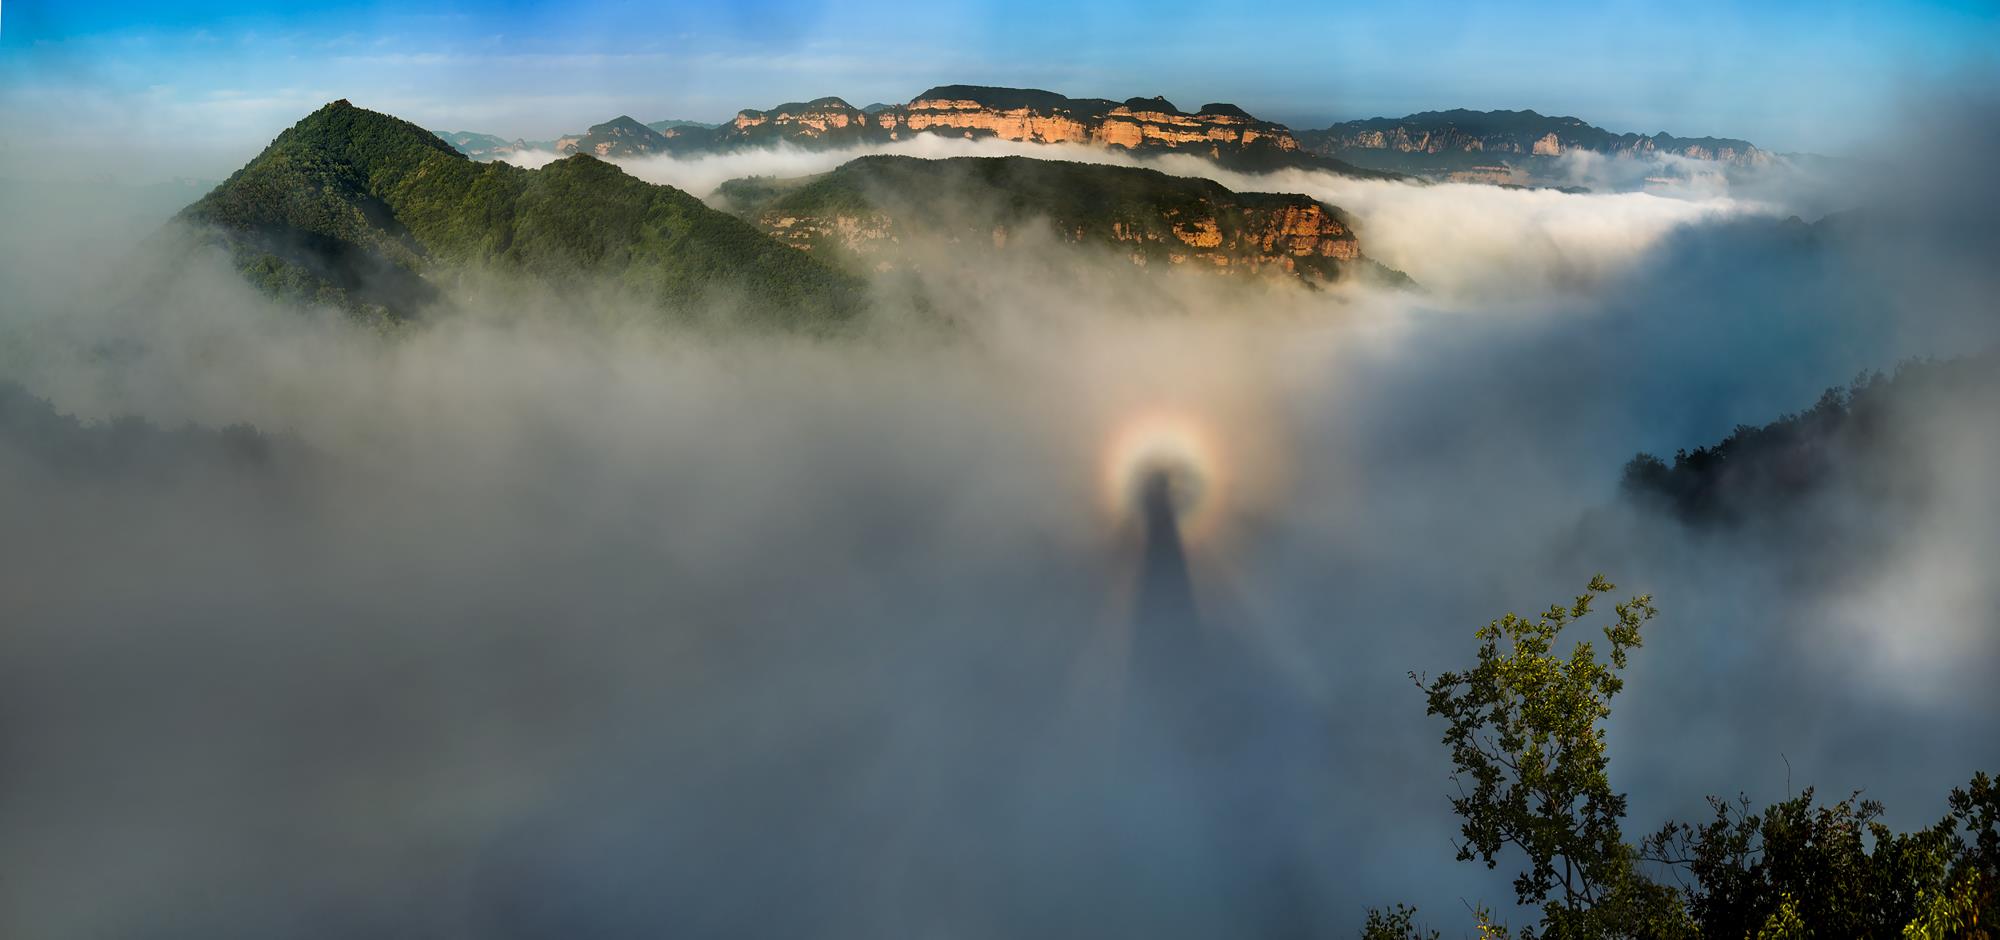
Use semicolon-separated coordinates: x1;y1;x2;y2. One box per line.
1;83;1996;937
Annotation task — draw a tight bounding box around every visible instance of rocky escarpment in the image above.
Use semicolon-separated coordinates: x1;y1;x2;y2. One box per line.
1300;109;1770;167
725;155;1401;285
453;86;1400;179
671;87;1336;168
717;96;883;148
880;87;1298;155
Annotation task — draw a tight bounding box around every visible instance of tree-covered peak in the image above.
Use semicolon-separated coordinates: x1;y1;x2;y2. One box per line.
1122;95;1183;114
589;114;652;132
258;98;465;173
1196;102;1254;119
173;102;861;327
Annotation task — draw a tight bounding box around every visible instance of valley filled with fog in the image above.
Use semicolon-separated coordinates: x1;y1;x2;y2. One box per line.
3;87;1997;938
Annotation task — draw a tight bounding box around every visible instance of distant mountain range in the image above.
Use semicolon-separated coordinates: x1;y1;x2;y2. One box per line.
433;130;515;156
431;129;551;159
177;100;1399;325
432;121;718;159
173;91;1782;328
430;86;1771;188
1296;109;1772;182
645;118;712;134
435;85;1403;179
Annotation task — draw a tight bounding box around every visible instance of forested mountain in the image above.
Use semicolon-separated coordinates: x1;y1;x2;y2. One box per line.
176;100;861;326
720;154;1407;285
1620;352;1999;525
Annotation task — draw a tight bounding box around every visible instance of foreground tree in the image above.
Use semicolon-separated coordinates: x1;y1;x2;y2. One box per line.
1366;577;1998;939
1406;575;1685;938
1643;777;1998;938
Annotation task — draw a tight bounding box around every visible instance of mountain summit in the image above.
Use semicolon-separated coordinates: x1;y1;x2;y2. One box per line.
177;100;859;325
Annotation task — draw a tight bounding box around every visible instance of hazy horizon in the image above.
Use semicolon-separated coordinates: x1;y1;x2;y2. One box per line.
4;0;1996;182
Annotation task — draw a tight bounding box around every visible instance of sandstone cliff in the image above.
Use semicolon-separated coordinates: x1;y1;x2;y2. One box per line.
693;86;1333;167
880;86;1300;156
503;86;1399;179
713;96;882;148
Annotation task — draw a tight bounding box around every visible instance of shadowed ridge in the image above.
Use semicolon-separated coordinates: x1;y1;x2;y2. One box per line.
1197;102;1254;119
1122;95;1185;115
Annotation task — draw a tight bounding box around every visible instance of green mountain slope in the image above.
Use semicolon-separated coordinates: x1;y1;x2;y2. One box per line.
177;100;860;327
1620;352;2000;526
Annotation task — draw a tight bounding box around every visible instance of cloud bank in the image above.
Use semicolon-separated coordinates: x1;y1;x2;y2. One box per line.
508;136;1776;301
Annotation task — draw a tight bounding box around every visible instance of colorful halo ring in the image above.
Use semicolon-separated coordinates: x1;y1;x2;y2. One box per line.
1099;410;1225;542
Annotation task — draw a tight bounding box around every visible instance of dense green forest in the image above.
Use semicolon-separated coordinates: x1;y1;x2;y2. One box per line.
176;101;862;327
1368;576;1997;938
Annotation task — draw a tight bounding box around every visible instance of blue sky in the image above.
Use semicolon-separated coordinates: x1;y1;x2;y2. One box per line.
2;0;1995;179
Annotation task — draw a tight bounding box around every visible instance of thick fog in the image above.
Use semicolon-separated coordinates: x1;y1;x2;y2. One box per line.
2;86;1997;938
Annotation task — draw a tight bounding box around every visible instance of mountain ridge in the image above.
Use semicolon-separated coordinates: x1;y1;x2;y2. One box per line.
1298;108;1769;181
178;100;861;326
500;84;1405;179
722;154;1406;286
446;87;1769;189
